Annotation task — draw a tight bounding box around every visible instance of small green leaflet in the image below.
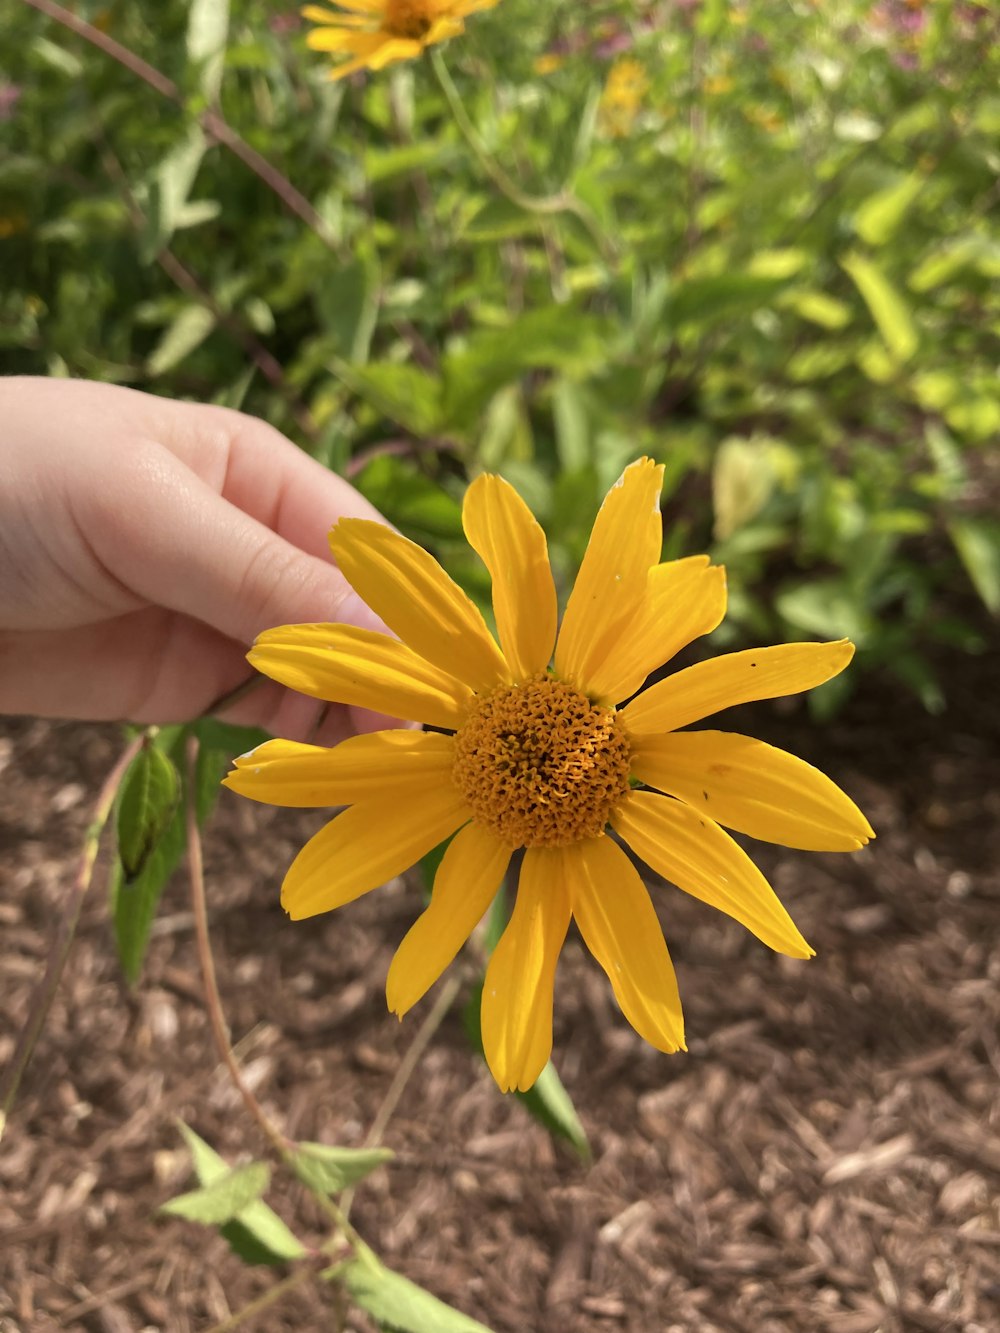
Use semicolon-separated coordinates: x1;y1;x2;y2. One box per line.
117;743;181;884
331;1244;496;1333
161;1161;270;1226
292;1142;394;1196
171;1122;307;1266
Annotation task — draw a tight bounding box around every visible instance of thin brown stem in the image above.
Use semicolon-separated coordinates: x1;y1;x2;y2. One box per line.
21;0;342;256
0;732;145;1137
184;735;292;1161
201;1265;318;1333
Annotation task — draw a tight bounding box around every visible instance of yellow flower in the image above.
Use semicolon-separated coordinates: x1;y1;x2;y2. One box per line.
302;0;499;80
598;57;648;137
224;461;873;1092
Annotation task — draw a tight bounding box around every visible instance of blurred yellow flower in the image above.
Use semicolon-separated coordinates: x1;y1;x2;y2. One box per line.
533;51;565;76
302;0;499;79
225;461;872;1092
598;58;648;138
704;74;734;95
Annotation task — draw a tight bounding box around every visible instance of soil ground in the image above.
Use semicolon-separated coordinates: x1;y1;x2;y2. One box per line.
1;637;998;1333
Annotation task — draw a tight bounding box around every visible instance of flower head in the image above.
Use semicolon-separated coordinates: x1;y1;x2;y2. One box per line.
302;0;499;80
598;57;648;137
225;461;873;1092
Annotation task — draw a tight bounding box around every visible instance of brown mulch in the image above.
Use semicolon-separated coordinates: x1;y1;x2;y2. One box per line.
1;641;999;1333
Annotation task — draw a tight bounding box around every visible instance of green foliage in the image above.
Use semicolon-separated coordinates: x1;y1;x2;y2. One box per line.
291;1141;395;1195
331;1244;497;1333
172;1122;307;1265
3;0;997;720
110;721;261;982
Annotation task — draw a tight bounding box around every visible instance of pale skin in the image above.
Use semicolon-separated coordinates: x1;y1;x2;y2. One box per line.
0;377;394;742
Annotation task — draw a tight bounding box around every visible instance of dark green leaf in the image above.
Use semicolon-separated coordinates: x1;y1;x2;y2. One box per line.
117;744;181;884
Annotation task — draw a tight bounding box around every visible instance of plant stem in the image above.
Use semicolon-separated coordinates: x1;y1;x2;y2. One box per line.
429;49;618;265
0;732;144;1137
20;0;343;257
184;735;293;1163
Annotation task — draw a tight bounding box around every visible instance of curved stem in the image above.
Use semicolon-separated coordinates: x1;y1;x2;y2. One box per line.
429;49;618;265
0;731;145;1137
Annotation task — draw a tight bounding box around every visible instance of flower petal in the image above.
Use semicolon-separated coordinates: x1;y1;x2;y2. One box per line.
281;786;470;920
223;730;455;808
249;623;473;730
622;640;855;736
329;519;508;693
386;822;511;1018
630;730;874;851
554;458;665;695
585;557;727;705
462;474;557;680
612;790;813;958
481;847;572;1092
569;837;685;1053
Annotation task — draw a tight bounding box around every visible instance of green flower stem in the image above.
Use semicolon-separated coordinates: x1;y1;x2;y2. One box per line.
429;49;619;265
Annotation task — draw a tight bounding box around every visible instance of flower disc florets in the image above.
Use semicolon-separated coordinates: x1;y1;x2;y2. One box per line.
385;0;434;37
452;676;632;848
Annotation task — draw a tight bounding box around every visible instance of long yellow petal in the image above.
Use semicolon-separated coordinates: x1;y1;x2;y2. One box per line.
585;558;727;705
462;474;557;681
623;640;855;736
569;837;685;1052
554;459;664;695
223;730;455;808
386;822;511;1018
612;790;813;958
281;786;470;919
481;848;572;1092
249;623;473;730
330;519;508;693
630;730;874;851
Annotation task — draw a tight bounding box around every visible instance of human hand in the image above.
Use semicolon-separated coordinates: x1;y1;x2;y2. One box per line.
0;377;392;742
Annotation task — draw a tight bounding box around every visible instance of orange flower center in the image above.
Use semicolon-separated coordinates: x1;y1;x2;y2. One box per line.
384;0;436;38
452;676;632;848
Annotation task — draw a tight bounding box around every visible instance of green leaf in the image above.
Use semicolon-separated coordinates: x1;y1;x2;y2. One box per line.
841;251;918;363
174;1123;307;1265
669;272;792;328
335;362;443;436
775;580;870;645
146;304;215;376
442;307;610;430
315;253;380;364
111;795;185;986
712;436;777;541
785;290;852;330
142;128;209;259
187;0;230;101
853;172;924;246
948;517;1000;615
161;1161;270;1226
117;744;181;884
461;196;543;242
333;1246;496;1333
354;455;464;541
292;1143;394;1196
